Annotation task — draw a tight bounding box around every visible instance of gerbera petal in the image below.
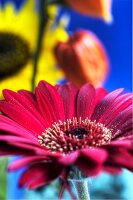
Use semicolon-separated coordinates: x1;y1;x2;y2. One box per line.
105;148;133;170
95;88;108;106
0;101;45;135
76;160;102;176
98;93;131;124
58;151;79;165
92;88;124;121
7;142;45;155
27;176;50;189
117;135;133;141
18;90;37;108
107;106;132;134
8;155;50;171
80;148;107;163
113;119;133;140
35;89;58;125
77;84;95;119
0;135;37;145
121;118;133;130
3;89;46;125
36;81;65;122
103;166;122;174
103;141;133;171
99;93;133;125
57;83;78;119
107;140;133;148
117;131;133;141
0;142;34;156
75;148;107;176
0;115;37;140
19;163;63;189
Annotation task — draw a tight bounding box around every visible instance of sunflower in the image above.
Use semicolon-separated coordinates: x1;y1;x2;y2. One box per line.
35;6;68;86
0;0;38;95
0;2;68;98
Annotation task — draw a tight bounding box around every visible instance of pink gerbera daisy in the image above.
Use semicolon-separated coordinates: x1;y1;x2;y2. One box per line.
0;81;132;193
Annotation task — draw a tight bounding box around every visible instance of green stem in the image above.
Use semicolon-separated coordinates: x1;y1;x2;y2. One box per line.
70;179;90;200
47;0;67;6
31;0;48;92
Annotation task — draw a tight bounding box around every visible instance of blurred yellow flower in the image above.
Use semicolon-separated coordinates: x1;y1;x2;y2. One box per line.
0;0;38;51
36;7;69;86
0;2;68;98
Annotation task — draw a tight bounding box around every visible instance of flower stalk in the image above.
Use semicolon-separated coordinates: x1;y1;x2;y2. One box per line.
32;0;48;91
70;179;90;200
68;167;91;200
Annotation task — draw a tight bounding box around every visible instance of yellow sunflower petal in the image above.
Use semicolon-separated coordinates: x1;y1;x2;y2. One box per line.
0;0;38;51
0;4;68;98
36;7;68;85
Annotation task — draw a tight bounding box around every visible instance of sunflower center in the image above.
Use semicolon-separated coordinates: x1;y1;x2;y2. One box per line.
38;117;112;154
0;32;30;79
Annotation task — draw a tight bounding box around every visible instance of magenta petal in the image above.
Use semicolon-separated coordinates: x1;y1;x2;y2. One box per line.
121;118;133;130
36;81;65;122
0;142;35;156
99;93;131;123
80;148;107;163
58;151;79;165
18;90;37;108
75;148;107;176
94;88;108;106
3;89;46;126
77;84;95;119
28;176;50;189
76;160;103;176
57;83;78;119
35;89;57;125
0;115;37;140
104;144;133;170
107;106;132;134
109;140;133;147
103;166;122;174
0;135;37;145
99;93;133;125
7;142;45;155
0;101;45;135
92;88;124;121
107;151;133;169
3;139;61;157
8;155;49;171
114;119;133;140
0;139;56;157
0;122;37;142
19;163;62;188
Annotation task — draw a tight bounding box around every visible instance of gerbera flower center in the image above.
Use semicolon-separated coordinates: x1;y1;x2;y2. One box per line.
0;32;30;79
38;117;112;154
66;127;88;139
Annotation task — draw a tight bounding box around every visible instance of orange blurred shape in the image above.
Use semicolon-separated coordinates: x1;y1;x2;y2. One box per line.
65;0;112;22
54;31;109;87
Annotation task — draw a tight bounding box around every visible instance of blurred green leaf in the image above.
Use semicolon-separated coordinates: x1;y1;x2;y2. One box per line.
0;157;8;200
